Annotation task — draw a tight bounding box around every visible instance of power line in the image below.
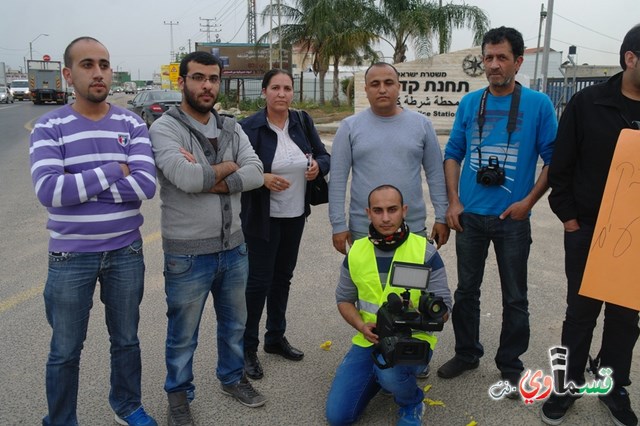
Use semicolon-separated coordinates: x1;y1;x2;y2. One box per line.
228;16;248;43
218;0;243;22
551;37;619;57
553;13;622;43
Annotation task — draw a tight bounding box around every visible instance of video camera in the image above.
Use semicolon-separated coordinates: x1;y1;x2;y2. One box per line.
372;262;447;369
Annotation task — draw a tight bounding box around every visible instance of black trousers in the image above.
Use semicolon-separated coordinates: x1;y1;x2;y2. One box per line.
243;215;306;353
561;222;639;387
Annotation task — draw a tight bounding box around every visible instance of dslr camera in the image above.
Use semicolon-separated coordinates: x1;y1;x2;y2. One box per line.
372;262;447;369
476;155;505;186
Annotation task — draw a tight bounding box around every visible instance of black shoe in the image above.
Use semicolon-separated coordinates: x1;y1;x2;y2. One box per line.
599;387;638;426
263;337;304;361
540;394;580;425
167;391;195;426
501;372;522;400
244;350;264;380
436;357;479;379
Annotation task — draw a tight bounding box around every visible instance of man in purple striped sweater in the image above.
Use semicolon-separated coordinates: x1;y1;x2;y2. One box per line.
29;37;157;426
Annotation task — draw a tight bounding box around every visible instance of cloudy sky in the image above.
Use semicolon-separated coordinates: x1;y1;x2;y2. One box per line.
1;0;637;79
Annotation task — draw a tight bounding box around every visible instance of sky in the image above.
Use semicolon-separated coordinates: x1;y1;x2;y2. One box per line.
1;0;638;80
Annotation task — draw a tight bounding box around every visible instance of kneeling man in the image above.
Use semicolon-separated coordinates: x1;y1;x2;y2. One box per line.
326;185;451;426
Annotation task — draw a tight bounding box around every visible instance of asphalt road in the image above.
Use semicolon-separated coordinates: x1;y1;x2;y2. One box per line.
0;96;637;425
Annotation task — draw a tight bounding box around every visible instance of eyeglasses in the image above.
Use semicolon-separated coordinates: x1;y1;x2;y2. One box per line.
183;74;220;84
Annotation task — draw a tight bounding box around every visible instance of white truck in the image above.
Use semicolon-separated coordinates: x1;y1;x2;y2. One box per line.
27;60;68;104
10;79;30;101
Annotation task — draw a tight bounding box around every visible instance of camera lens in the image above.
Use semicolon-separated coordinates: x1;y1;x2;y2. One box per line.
480;173;495;185
419;294;447;319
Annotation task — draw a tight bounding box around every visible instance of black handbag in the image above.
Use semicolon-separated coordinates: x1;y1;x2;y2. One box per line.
296;110;329;206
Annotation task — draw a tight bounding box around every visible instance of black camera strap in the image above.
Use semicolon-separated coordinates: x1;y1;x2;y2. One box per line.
476;82;522;169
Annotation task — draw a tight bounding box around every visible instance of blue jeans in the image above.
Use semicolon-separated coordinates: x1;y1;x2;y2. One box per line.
164;244;248;397
244;215;305;352
43;240;145;426
325;345;427;426
452;213;531;375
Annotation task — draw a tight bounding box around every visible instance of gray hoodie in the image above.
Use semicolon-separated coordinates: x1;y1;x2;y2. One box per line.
150;107;264;255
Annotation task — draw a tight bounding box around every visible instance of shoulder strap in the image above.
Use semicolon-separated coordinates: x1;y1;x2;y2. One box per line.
296;110;312;152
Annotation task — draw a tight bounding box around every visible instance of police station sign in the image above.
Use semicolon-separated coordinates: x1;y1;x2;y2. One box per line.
354;48;488;134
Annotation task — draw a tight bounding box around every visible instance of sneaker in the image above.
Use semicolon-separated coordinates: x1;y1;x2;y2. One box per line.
167;391;195;426
416;364;431;380
437;357;479;379
114;406;157;426
540;394;580;425
397;401;425;426
221;375;267;408
599;387;638;426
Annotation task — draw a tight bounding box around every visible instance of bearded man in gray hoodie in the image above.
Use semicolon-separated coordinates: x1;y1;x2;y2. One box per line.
150;51;264;426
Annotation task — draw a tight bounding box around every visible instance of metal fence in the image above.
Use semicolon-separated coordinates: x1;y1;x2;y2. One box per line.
218;73;349;105
544;76;609;119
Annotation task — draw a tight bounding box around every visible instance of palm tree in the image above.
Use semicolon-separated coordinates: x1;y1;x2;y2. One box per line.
259;0;377;105
315;0;379;105
371;0;490;63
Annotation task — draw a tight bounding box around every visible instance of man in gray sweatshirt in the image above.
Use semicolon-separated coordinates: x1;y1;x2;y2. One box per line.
328;62;449;255
149;51;264;426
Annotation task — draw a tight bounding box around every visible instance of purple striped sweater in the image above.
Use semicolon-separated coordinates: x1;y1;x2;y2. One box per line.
30;104;157;252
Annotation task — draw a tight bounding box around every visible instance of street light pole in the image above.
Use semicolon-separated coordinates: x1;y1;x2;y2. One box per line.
29;33;49;60
540;0;554;94
533;3;547;91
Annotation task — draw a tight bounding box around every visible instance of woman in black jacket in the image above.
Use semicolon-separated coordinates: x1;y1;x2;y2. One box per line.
239;69;330;380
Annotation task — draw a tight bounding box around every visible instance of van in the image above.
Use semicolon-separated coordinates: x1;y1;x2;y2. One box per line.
10;79;30;101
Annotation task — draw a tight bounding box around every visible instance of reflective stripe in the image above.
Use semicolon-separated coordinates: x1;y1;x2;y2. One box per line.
348;234;438;349
357;299;380;316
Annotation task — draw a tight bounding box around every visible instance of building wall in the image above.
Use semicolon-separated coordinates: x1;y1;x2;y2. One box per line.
520;50;564;86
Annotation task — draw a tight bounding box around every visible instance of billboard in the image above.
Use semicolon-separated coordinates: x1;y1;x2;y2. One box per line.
195;43;291;78
160;63;181;90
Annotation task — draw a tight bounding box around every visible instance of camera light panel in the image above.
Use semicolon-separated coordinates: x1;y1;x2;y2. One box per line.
389;261;431;290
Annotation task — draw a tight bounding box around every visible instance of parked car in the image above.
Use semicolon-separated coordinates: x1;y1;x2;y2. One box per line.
127;89;182;127
0;85;14;103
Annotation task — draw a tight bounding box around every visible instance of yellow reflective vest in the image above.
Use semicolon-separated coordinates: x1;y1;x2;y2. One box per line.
347;234;438;349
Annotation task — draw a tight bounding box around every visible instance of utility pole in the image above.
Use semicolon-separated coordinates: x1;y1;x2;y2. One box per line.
533;3;547;91
278;0;282;68
269;0;273;68
540;0;554;94
268;0;283;68
247;0;257;44
164;20;179;63
200;17;220;43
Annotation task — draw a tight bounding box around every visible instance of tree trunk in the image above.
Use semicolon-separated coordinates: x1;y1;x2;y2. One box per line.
346;77;353;107
332;55;341;107
318;69;327;105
